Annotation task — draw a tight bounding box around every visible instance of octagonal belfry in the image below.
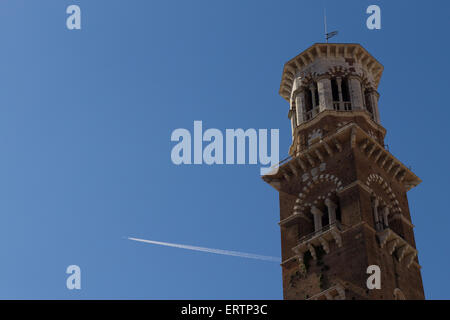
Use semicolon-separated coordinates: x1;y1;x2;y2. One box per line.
263;43;425;300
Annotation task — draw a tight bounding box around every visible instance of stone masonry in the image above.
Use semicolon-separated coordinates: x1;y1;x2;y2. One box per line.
262;43;425;300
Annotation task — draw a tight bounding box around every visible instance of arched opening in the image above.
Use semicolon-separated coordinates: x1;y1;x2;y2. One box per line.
314;86;319;107
331;78;339;102
304;89;313;120
371;196;385;232
341;78;351;105
331;77;352;111
319;202;329;229
297;206;315;241
335;200;342;222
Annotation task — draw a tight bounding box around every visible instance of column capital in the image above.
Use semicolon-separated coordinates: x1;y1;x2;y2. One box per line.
311;206;323;217
325;198;337;209
292;87;307;96
316;74;330;81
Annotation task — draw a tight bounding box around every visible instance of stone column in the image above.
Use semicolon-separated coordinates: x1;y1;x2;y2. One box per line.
325;198;337;225
349;76;364;110
295;90;306;124
372;198;381;231
317;77;333;111
383;206;390;228
289;109;295;135
311;206;323;232
336;77;343;109
371;91;381;123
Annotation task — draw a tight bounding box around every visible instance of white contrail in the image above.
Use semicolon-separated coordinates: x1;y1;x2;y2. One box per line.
127;237;280;262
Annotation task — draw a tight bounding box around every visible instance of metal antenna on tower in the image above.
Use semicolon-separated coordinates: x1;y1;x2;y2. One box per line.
324;8;338;43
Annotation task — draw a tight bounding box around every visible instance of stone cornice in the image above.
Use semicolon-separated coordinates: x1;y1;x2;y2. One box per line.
262;122;421;193
263;122;356;187
289;110;385;156
280;255;298;267
279;212;311;227
293;109;386;138
391;213;415;228
357;127;422;191
377;228;420;269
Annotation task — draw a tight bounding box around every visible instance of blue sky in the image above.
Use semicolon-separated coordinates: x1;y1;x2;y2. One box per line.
0;0;448;299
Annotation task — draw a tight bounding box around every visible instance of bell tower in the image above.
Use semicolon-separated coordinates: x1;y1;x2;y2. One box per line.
263;43;425;300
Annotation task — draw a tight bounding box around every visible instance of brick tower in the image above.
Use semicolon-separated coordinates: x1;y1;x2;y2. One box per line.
262;43;425;300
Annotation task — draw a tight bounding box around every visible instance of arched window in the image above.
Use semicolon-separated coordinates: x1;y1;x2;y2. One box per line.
331;77;352;111
371;197;384;231
303;82;319;121
371;196;392;232
341;78;350;102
